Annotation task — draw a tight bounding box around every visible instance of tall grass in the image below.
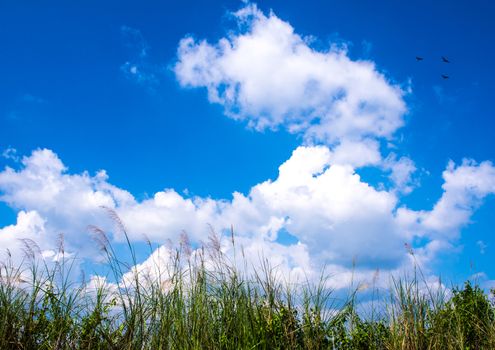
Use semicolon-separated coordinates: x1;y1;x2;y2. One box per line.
1;224;494;349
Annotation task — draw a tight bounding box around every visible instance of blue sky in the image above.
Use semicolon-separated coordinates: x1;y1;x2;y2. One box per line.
0;1;494;290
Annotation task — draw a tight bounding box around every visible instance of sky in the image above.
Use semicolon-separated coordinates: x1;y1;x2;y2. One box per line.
0;0;495;291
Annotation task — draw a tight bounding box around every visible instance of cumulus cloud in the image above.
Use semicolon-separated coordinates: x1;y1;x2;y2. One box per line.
173;2;413;191
1;4;493;289
174;3;406;146
1;148;493;288
221;146;403;268
0;210;46;263
383;153;417;194
398;159;495;240
328;139;382;168
0;149;127;259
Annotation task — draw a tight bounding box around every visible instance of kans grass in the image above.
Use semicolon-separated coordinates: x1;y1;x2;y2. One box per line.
1;219;494;349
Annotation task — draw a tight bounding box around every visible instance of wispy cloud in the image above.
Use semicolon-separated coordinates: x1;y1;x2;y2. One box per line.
4;93;46;121
2;147;20;162
361;40;373;58
477;240;487;254
20;94;46;104
120;25;165;90
432;84;456;105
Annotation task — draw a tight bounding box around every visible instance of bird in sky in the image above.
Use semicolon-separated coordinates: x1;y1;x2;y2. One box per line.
441;56;450;63
416;56;424;61
441;74;449;79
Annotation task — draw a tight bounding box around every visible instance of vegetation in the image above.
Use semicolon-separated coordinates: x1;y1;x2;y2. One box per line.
0;227;494;349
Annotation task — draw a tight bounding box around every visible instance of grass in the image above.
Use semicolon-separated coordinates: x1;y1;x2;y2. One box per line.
1;222;495;349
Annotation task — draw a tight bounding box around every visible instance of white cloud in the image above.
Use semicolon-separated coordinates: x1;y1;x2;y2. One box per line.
328;139;382;168
0;210;46;263
398;159;495;240
117;190;221;243
173;2;412;188
383;153;417;194
423;159;495;235
1;148;493;288
0;149;126;258
220;146;404;268
1;4;494;290
174;4;406;145
120;244;176;290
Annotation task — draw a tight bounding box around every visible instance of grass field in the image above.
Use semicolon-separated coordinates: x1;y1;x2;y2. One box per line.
1;228;494;350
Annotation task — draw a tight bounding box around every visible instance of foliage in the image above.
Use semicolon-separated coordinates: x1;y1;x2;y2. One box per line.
1;226;495;349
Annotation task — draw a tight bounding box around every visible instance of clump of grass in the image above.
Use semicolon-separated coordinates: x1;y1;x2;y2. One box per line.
1;219;495;349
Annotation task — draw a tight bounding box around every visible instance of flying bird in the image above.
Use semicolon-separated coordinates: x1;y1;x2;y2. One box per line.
441;56;450;63
441;74;449;79
415;56;424;61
